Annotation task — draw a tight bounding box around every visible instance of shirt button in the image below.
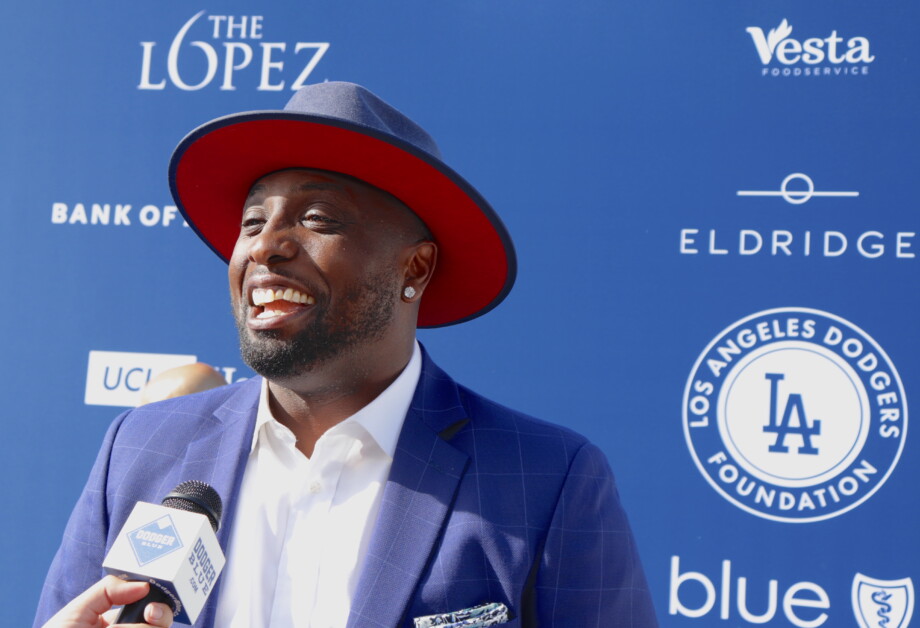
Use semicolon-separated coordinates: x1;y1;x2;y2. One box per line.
309;481;322;494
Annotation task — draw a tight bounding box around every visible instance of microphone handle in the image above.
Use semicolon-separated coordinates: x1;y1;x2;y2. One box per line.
116;581;175;624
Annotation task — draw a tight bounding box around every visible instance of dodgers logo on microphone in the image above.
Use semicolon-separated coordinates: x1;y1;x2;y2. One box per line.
128;515;184;566
683;307;907;522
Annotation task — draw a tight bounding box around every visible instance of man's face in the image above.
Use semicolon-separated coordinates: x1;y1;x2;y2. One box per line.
229;169;418;379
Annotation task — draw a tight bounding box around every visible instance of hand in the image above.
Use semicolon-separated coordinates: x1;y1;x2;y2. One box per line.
42;575;173;628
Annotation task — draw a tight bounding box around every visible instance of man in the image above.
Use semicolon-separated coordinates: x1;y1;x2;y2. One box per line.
35;82;657;627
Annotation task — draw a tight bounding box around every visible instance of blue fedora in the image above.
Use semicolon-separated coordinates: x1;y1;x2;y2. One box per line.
169;81;516;328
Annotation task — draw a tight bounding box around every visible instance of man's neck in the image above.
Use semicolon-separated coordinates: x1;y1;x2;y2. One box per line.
265;339;415;457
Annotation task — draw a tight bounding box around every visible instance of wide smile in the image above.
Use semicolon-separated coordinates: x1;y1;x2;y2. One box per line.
247;287;317;328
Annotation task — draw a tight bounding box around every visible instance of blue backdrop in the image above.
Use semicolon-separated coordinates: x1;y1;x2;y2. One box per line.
4;1;918;626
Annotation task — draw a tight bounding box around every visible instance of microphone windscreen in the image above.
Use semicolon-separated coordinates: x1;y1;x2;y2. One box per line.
162;480;223;532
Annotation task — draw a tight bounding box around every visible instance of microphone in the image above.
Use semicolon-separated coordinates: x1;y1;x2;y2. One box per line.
102;480;226;625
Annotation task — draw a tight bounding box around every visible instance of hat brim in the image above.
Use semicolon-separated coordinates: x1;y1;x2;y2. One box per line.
169;111;516;328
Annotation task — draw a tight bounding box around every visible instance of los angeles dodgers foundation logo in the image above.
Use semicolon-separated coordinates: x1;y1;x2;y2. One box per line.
683;308;907;522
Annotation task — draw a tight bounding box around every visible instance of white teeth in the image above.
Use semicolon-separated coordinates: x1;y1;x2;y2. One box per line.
251;287;315;307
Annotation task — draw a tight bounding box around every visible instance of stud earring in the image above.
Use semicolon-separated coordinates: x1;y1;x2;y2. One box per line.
403;286;417;299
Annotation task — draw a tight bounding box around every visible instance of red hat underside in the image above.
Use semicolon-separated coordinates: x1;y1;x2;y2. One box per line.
174;119;510;328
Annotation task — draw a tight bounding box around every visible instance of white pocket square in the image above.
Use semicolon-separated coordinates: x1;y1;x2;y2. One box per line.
413;602;509;627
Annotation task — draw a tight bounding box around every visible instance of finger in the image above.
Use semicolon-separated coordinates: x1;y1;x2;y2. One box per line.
44;577;152;628
98;577;152;608
100;608;120;626
67;576;150;623
104;602;173;628
144;602;173;627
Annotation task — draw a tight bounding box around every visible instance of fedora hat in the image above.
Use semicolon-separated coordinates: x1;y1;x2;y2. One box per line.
168;81;516;328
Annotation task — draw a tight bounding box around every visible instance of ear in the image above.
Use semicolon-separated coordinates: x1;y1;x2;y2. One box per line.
400;241;437;302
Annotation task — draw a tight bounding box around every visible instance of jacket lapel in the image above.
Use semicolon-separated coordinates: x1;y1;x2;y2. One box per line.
348;352;470;628
177;377;260;628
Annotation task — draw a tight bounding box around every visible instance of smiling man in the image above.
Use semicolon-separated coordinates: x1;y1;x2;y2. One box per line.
231;169;434;437
35;82;658;628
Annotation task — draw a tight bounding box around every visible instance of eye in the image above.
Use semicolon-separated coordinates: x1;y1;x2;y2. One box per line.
302;210;341;229
239;208;266;233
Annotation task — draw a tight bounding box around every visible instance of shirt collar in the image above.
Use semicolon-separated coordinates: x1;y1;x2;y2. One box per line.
251;341;422;460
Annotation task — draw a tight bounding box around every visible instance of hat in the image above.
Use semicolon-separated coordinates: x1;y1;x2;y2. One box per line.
168;81;516;328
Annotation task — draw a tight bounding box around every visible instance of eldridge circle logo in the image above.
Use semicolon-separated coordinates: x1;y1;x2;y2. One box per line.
679;172;918;261
683;308;907;523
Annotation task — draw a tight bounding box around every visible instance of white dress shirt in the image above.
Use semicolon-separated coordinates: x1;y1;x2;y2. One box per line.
214;342;422;628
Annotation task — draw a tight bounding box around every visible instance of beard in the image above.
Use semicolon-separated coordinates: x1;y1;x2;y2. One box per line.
235;269;399;380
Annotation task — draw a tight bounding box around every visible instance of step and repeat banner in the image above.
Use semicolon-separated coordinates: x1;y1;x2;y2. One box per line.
3;1;917;626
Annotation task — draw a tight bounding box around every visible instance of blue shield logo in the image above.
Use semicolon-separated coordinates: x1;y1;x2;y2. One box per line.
127;515;184;566
852;573;914;628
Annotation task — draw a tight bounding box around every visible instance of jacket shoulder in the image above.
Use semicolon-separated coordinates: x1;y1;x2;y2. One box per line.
114;376;261;435
457;383;588;442
453;383;592;474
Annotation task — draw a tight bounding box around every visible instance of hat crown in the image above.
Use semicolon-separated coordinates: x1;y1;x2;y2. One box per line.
284;82;443;160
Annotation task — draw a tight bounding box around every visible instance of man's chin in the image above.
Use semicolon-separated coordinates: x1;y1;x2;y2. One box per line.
239;329;312;379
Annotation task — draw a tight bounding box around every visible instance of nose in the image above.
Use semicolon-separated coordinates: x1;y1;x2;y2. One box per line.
247;219;299;265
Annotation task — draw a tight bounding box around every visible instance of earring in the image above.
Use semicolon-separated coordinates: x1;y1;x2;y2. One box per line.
403;286;417;299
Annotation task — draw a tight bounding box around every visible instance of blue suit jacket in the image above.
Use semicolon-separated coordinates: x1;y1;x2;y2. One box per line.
34;351;657;627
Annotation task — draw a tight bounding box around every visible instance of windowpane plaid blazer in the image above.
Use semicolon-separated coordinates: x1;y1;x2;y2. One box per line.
35;349;658;627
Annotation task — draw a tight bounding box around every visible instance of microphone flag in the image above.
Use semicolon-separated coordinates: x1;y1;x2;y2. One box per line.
103;500;226;624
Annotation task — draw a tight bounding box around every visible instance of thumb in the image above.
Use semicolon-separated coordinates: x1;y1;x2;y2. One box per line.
80;576;150;618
